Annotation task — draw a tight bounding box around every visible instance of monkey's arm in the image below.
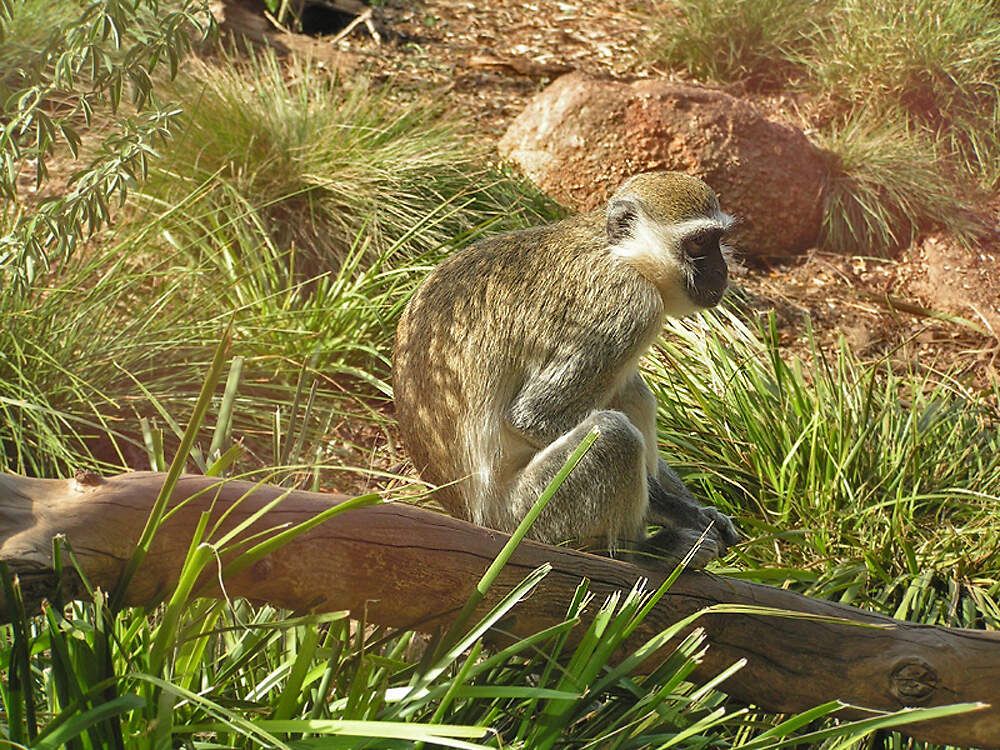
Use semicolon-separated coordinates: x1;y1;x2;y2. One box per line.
505;384;599;450
503;312;639;447
505;357;627;449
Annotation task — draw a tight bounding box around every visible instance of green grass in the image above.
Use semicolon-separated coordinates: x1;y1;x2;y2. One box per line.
1;416;979;747
649;305;1000;629
0;224;215;477
649;0;824;89
0;177;546;479
813;114;983;254
810;0;1000;186
0;40;559;479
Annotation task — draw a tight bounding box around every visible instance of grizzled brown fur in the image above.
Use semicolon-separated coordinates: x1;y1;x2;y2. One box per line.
393;171;739;564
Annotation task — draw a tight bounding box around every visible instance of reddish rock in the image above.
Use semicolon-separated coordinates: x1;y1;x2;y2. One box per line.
499;72;828;259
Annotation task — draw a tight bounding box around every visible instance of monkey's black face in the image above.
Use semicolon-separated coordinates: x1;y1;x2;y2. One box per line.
683;229;728;308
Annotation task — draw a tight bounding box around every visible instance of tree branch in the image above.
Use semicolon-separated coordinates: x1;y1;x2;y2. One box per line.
2;471;999;747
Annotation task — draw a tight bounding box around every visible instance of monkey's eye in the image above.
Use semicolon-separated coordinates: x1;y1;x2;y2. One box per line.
686;230;721;255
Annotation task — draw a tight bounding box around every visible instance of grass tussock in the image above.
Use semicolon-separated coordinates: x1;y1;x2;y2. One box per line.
811;0;1000;185
814;114;983;254
648;0;1000;254
0;233;212;477
142;51;555;274
0;195;514;478
650;0;825;89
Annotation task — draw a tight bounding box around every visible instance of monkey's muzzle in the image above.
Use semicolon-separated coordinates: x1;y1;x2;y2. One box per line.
686;251;728;308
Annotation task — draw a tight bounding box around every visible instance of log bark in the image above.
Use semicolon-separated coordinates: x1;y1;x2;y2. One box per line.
2;471;999;747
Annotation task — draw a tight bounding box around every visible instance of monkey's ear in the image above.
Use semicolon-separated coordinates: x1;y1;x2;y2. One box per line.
606;199;637;244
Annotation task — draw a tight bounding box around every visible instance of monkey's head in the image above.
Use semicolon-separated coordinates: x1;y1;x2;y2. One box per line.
605;171;734;316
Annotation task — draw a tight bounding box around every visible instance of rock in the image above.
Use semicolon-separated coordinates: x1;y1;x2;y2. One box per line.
498;72;828;259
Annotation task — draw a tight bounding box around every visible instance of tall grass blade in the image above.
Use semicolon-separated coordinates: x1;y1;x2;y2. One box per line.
112;322;233;611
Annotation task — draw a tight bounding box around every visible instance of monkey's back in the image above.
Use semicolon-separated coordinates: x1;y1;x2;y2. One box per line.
393;212;662;523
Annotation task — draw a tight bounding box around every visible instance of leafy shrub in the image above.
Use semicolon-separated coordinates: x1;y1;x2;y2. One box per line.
0;0;214;289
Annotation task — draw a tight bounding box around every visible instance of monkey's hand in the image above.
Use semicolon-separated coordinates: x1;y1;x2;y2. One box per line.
642;474;741;568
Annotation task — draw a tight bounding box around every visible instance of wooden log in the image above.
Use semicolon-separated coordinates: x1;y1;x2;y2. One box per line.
1;470;999;747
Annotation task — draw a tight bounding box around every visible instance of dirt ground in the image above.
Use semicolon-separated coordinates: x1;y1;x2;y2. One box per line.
240;0;1000;387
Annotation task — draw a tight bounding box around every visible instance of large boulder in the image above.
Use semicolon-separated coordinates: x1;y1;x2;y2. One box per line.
499;72;828;259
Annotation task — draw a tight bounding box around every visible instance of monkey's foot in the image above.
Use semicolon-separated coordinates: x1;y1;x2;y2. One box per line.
626;528;727;568
702;506;741;548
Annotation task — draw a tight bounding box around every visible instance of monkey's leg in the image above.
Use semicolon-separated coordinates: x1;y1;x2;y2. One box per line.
494;410;649;552
610;372;740;558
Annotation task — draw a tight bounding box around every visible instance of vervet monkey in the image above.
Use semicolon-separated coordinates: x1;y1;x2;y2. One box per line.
393;171;740;566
